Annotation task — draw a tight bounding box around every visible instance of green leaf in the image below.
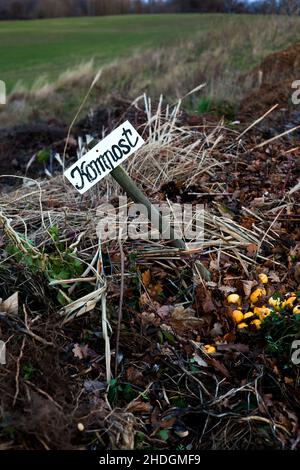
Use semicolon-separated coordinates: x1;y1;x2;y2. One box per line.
157;429;170;441
57;291;68;306
37;148;51;163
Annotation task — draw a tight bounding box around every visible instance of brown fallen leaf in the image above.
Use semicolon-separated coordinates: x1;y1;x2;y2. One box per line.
207;357;231;378
0;292;18;316
72;343;89;360
141;270;151;287
149;282;163;297
171;306;197;321
211;322;223;337
126;366;145;386
223;332;236;343
247;243;258;256
168;306;204;334
157;305;172;319
127;399;152;414
202;295;215;315
242;280;258;298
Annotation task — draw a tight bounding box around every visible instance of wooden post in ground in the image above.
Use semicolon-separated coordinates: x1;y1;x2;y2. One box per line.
87;141;210;281
112;166;210;281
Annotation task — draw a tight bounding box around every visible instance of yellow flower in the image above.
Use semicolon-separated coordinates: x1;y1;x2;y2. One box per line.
232;310;244;324
293;305;300;315
282;296;296;309
237;322;248;330
254;306;271;321
227;294;241;305
203;345;216;354
244;312;254;320
268;296;281;309
251;319;262;329
258;273;268;284
250;288;266;304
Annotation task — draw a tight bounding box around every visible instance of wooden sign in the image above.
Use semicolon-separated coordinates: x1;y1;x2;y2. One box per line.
64;121;145;194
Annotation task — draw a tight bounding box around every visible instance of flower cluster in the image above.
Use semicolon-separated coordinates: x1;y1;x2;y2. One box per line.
203;274;299;354
227;274;299;331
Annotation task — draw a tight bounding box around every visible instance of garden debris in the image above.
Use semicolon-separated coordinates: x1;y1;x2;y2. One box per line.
0;89;299;450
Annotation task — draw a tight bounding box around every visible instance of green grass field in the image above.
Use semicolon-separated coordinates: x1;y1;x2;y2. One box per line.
0;14;217;91
1;13;300;127
2;13;300;93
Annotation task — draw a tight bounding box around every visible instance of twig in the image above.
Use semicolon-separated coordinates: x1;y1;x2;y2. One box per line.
49;276;96;286
18;327;54;347
62;69;102;169
115;239;125;377
13;336;26;406
236;104;278;140
24;380;63;410
97;238;111;382
252;124;300;150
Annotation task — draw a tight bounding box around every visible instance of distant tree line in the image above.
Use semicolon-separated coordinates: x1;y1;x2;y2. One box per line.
0;0;299;20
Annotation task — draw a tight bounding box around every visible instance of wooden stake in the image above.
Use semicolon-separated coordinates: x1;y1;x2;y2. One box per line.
112;166;210;281
87;141;210;281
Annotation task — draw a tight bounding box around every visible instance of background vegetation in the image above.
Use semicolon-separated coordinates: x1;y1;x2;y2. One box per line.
1;13;300;127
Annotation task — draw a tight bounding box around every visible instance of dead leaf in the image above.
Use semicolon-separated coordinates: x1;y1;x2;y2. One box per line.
171;306;196;321
139;293;149;306
0;292;18;316
72;343;89;360
157;305;171;319
268;271;281;283
211;322;223;337
207;357;231;378
149;282;163;297
242;280;257;298
202;293;215;315
127;399;152;413
126;366;145;386
209;259;219;271
218;286;236;295
84;380;106;392
142;270;151;287
247;243;258;256
169;306;204;333
140;311;160;326
223;332;236;343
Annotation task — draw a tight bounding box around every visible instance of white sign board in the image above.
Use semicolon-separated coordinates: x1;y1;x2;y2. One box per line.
64;121;145;194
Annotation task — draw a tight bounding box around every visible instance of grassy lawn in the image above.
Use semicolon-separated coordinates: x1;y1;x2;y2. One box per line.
2;13;300;92
1;13;300;127
0;14;216;91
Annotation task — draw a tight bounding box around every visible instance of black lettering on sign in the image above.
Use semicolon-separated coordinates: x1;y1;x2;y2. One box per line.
122;127;139;148
65;121;145;193
86;163;98;182
102;150;115;170
118;138;131;155
94;156;106;173
112;144;123;161
70;161;92;191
